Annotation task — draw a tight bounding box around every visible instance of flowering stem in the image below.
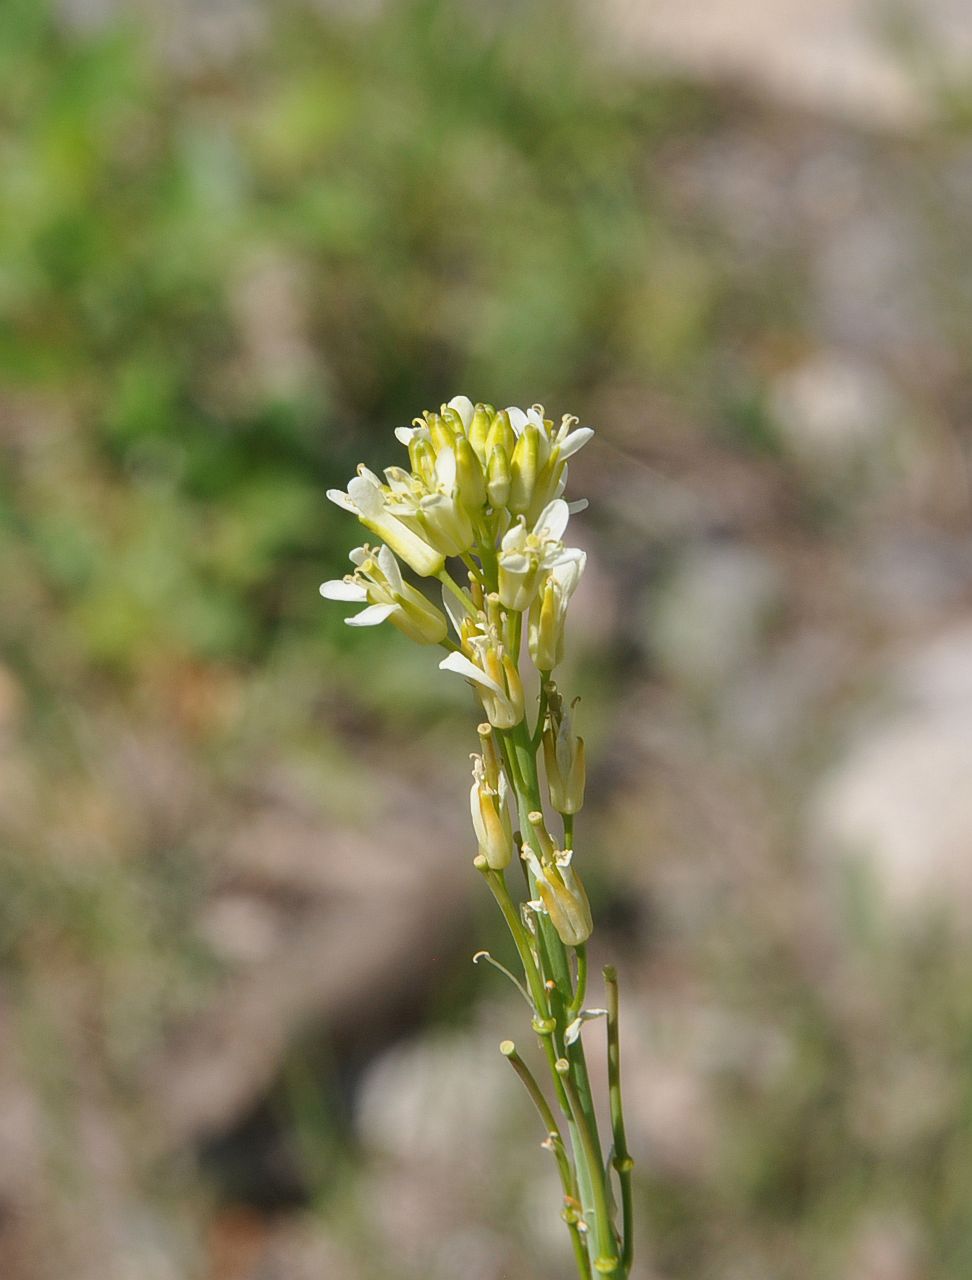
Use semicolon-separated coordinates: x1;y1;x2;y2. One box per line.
500;1041;592;1280
500;718;617;1276
604;966;634;1274
556;1058;621;1277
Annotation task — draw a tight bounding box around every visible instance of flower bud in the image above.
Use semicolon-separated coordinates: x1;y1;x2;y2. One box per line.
467;403;493;459
455;436;487;514
486;446;512;509
428;413;457;456
509;424;547;515
485;410;515;459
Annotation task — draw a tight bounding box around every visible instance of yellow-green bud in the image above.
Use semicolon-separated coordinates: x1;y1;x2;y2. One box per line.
485;411;515;460
509;424;548;515
440;406;465;435
429;413;457;456
486;446;512;509
468;404;493;459
455;436;487;514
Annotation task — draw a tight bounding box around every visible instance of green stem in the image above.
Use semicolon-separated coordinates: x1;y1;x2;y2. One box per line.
438;569;471;611
500;1042;591;1280
604;966;634;1274
569;944;588;1021
500;718;614;1272
557;1059;621;1277
533;675;550;750
479;865;549;1023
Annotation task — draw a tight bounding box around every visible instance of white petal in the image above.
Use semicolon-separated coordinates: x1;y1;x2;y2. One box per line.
347;474;385;518
505;406;528;436
326;488;357;513
439;651;505;697
441;582;474;636
500;519;527;554
558;427;594;459
550;552;586;593
566;498;589;514
320;579;368;601
533;498;569;542
434;446;457;492
346;602;397;627
348;546;368;566
447;395;474;429
470;781;487;846
498;551;531;575
564;1009;608;1046
377;544;403;594
395;425;420;446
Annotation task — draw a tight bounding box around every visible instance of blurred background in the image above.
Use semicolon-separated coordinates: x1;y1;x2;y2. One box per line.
3;0;972;1277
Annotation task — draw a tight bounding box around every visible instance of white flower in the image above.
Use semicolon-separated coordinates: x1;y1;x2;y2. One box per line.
320;544;447;645
528;551;586;672
439;636;524;729
327;467;444;578
497;499;582;612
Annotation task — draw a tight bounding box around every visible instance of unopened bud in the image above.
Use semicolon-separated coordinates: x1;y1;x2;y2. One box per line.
468;403;493;459
486;445;512;509
455;436;487;513
509;424;546;515
429;413;457;456
485;410;515;459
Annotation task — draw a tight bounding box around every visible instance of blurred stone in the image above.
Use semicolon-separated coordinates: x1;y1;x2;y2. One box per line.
808;620;972;923
596;0;972;130
722;630;849;756
842;1212;924;1280
355;1025;510;1167
648;542;783;692
856;529;972;625
199;893;285;965
768;350;909;477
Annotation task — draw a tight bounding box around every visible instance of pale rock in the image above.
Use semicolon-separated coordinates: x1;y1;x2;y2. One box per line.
649;543;782;692
768;350;907;475
808;620;972;922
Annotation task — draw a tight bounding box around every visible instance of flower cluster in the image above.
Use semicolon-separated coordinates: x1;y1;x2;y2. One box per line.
321;395;594;941
321;398;632;1280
